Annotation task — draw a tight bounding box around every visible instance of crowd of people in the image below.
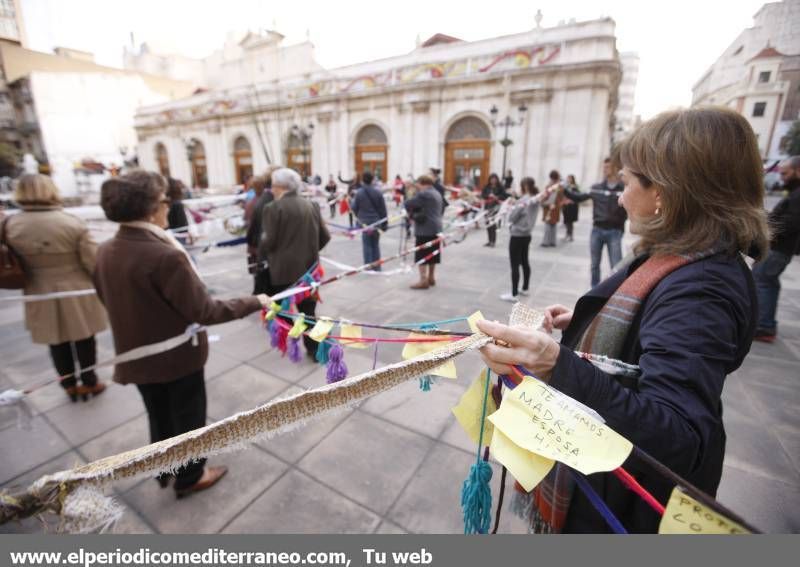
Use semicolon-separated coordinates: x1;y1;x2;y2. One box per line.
1;106;799;533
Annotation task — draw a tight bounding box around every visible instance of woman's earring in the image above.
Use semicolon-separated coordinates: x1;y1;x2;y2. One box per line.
655;207;661;216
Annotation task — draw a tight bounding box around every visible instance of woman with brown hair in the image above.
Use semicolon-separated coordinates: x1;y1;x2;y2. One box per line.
540;170;563;247
477;107;767;533
94;170;271;498
4;174;107;401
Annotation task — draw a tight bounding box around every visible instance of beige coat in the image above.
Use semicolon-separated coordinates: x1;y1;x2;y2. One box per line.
5;207;107;345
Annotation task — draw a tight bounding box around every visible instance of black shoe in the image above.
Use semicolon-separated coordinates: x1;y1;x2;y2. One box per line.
753;328;776;343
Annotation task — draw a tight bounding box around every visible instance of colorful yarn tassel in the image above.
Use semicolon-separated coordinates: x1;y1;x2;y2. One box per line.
268;320;280;348
288;337;302;363
461;460;493;534
325;343;348;384
418;375;436;391
276;324;289;354
315;340;332;365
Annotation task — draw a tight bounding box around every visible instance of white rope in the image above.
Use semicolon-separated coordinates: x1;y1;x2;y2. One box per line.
0;289;97;303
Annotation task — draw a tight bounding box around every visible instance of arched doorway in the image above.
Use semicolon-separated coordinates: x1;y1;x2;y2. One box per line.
155;143;170;177
354;124;388;182
189;139;208;189
287;131;312;179
444;117;491;189
233;136;253;185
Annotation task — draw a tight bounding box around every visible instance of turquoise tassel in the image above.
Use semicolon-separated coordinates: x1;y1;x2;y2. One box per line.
315;340;332;365
418;375;436;391
461;460;493;534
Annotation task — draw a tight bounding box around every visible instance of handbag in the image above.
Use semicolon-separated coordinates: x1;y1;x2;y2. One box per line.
0;216;26;289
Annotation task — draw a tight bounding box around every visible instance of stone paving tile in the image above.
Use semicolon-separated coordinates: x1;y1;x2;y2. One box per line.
297;412;434;516
0;450;86;534
439;416;478;455
206;364;292;422
124;446;288;534
374;520;407;534
212;324;272;363
360;379;466;439
248;349;321;384
222;469;380;534
205;349;243;380
717;463;800;533
105;504;155;535
44;382;144;447
77;414;149;494
0;416;71;485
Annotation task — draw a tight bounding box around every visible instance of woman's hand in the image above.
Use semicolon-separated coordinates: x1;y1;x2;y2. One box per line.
542;304;573;334
476;319;561;381
256;294;272;308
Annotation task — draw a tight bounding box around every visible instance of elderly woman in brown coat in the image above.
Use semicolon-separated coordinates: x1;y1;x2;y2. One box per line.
94;171;271;498
4;174;107;401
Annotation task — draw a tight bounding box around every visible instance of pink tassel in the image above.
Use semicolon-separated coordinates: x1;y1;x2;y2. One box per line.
325;343;348;383
288;337;302;363
277;324;289;354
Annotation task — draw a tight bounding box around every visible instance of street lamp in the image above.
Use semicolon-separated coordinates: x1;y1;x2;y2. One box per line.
490;103;527;177
291;123;314;180
184;138;198;188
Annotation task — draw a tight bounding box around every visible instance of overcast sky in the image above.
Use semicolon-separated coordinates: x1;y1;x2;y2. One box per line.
20;0;767;119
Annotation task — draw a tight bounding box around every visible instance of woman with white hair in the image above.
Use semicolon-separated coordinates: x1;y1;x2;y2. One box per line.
257;168;331;359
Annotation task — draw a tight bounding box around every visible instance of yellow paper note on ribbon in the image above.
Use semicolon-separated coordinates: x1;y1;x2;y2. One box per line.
340;323;369;349
452;369;497;446
308;318;334;342
487;377;633;475
401;333;457;379
467;311;485;334
658;488;750;534
491;428;555;492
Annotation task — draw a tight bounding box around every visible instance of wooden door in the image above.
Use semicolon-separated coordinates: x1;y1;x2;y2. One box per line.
234;152;253;185
355;144;388;182
445;140;490;189
288;148;311;179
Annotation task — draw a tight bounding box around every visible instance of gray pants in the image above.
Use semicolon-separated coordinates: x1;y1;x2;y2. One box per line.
541;223;557;246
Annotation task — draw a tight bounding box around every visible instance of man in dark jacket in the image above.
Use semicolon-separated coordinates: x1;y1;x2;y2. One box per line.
246;166;278;293
572;158;627;286
258;168;330;358
430;167;449;212
753;155;800;342
351;171;388;270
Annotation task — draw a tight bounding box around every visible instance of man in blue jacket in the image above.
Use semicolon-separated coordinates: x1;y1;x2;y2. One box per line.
351;171;388;270
753;155;800;342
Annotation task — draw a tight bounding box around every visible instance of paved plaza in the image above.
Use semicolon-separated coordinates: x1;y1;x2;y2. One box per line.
1;202;798;534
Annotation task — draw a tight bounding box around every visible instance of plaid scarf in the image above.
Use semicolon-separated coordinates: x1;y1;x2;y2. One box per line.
527;249;720;533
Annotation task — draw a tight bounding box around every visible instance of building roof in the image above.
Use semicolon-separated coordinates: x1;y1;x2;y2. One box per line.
748;46;785;62
420;33;463;48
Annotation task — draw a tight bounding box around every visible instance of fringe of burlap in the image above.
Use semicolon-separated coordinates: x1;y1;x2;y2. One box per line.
0;331;493;531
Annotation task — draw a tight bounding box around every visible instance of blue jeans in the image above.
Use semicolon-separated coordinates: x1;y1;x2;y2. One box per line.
752;250;792;332
590;227;623;286
361;230;381;270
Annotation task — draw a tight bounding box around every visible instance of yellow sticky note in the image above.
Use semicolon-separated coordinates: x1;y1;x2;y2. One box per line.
401;333;457;378
467;311;485;334
658;488;751;534
487;377;633;475
452;369;497;445
491;428;555;492
340;323;369;349
308;318;334;342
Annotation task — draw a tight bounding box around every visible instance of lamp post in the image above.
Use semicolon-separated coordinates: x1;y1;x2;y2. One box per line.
291;123;314;180
184;139;197;188
490;103;527;177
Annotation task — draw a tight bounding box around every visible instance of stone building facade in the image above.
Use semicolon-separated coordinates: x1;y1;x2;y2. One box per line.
135;18;623;190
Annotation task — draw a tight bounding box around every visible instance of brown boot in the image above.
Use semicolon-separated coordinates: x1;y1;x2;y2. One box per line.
427;265;436;287
77;382;106;400
411;266;429;289
410;281;429;290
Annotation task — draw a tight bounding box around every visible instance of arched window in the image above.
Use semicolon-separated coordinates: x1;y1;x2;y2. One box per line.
354;124;388;181
233;136;253;185
444;116;491;188
188;139;208;189
155;143;170;177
